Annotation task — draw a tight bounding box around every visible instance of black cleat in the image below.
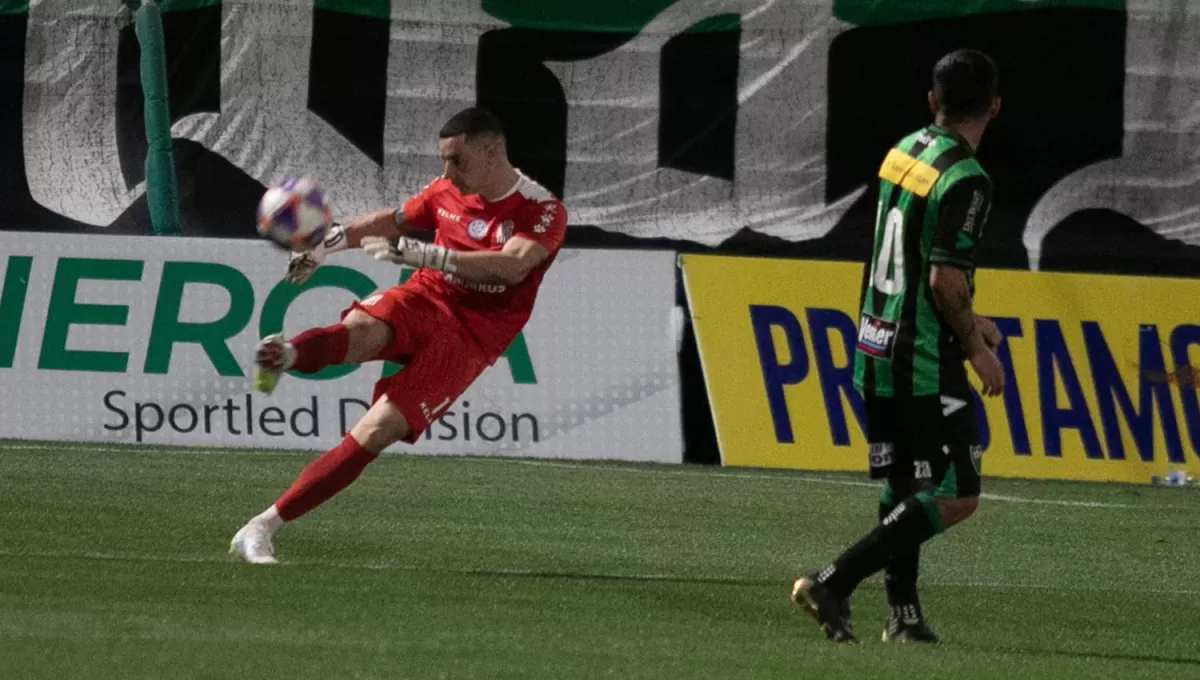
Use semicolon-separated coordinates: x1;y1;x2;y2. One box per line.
791;576;858;644
881;616;941;644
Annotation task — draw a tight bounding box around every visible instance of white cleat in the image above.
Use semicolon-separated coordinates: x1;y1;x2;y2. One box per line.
229;521;279;564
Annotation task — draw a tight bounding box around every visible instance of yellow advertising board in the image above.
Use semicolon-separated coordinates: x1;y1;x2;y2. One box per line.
679;254;1200;483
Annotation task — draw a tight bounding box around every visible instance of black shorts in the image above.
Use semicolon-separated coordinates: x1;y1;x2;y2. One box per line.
864;392;982;498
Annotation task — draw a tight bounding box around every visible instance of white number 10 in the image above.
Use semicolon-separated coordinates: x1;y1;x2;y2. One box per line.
871;202;905;295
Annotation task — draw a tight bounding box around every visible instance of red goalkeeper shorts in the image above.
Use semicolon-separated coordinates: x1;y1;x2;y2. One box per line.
342;284;488;443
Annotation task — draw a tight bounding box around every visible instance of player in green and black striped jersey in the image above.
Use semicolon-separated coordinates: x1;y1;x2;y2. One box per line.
853;125;994;398
792;49;1005;645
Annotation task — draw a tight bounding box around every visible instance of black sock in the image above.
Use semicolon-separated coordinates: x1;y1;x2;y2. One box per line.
879;496;922;620
816;492;943;599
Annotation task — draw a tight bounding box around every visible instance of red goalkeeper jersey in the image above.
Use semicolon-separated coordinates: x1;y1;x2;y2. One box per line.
399;172;567;363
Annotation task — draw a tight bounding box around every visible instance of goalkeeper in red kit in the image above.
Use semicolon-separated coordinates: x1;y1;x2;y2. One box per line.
230;108;567;564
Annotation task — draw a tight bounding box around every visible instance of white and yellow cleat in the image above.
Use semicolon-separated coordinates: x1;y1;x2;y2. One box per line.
229;521;279;565
252;333;295;395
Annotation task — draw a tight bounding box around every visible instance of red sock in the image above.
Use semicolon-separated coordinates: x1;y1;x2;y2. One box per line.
289;324;350;374
275;434;378;521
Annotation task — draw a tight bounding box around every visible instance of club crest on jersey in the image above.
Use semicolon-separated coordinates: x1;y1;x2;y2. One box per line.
856;313;897;359
969;445;984;474
467;218;488;240
496;220;514;244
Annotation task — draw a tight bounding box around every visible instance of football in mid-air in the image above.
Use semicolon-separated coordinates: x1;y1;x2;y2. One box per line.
256;177;333;251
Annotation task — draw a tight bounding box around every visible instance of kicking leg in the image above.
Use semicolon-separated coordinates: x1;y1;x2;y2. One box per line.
253;309;392;393
234;287;486;564
230;396;411;564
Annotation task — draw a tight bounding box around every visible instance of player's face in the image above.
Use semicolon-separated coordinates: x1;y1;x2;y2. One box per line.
438;134;494;196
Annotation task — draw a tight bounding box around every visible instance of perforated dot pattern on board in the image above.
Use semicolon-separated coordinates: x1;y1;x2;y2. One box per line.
0;233;682;463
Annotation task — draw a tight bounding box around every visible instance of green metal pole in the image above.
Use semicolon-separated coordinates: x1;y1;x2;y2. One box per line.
135;0;182;235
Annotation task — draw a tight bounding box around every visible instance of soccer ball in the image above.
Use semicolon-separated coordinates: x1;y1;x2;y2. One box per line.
256;177;333;251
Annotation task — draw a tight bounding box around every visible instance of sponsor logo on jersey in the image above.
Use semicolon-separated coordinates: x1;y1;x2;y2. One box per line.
443;272;507;294
856;313;897;359
437;208;462;223
878;148;939;198
963;189;985;234
467;218;488;240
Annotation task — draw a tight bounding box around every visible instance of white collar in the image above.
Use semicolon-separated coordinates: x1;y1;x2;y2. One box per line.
488;171;523;202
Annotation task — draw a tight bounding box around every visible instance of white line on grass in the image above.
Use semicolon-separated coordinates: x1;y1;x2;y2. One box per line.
487;458;1147;508
0;443;312;457
1;548;1198;598
976;492;1140;508
0;442;1153;509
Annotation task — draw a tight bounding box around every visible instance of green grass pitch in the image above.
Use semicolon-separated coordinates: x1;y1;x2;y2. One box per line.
1;440;1198;679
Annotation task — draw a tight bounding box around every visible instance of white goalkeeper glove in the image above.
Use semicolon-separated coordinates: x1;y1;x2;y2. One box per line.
361;236;458;273
285;223;350;285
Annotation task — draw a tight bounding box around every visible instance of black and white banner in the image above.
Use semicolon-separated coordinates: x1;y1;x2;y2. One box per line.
1;1;1197;274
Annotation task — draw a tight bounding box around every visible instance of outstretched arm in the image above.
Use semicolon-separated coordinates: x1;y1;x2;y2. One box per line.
366;236;551;285
335;208;412;248
362;200;568;285
285;180;442;284
285;210;417;284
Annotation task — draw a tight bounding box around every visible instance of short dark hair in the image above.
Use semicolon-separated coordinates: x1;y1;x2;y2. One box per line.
933;49;998;122
439;107;506;140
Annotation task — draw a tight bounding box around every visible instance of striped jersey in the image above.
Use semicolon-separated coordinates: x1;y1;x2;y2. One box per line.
853;125;993;397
